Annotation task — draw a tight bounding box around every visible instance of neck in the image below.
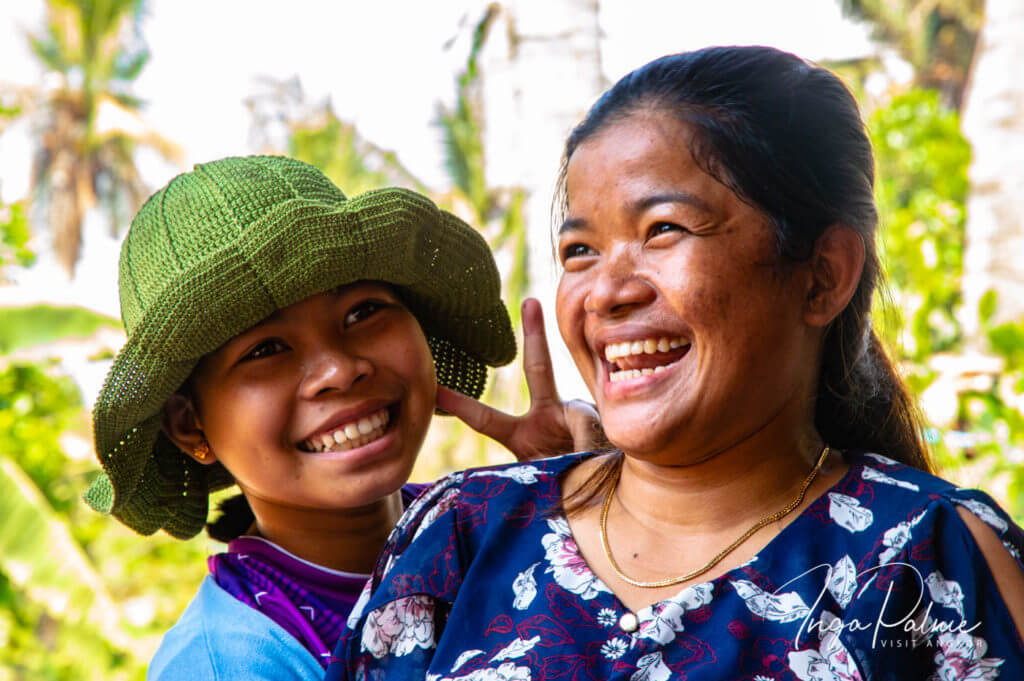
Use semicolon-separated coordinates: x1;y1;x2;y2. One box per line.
617;418;825;536
244;491;404;574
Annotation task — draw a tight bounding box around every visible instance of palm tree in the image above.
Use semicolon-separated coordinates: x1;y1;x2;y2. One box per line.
16;0;180;276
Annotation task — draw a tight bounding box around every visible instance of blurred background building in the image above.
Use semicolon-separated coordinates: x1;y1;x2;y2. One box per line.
0;0;1021;678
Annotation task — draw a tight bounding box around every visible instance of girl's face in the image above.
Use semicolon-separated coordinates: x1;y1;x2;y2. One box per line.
555;111;820;464
183;282;435;512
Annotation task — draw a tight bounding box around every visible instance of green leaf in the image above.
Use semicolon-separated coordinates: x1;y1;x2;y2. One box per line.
0;305;121;354
978;289;998;326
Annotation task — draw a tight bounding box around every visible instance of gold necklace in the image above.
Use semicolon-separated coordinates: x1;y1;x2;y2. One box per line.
599;445;831;589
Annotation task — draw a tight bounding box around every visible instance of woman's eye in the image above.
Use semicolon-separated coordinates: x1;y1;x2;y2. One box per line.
243;339;288;361
344;300;385;327
560;243;594;262
648;222;687;239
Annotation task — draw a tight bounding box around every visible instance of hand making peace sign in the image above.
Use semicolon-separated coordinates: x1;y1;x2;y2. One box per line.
436;298;607;462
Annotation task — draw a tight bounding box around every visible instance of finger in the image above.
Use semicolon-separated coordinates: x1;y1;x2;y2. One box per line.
564;399;607;452
436;385;517;445
521;298;559;407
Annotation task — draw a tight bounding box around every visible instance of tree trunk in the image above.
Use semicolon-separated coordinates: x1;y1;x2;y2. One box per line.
961;0;1024;336
480;0;603;400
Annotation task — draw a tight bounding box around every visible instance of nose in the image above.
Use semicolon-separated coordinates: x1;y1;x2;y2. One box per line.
584;249;656;317
298;345;374;399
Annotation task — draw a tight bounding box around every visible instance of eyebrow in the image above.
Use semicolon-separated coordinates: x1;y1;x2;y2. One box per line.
557;191;713;235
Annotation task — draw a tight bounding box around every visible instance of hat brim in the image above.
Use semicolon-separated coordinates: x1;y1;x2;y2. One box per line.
87;188;515;538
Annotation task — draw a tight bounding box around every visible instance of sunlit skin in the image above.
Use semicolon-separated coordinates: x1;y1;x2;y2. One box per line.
555;110;863;611
162;282;436;573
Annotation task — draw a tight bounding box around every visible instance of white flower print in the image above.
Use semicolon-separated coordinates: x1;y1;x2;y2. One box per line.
929;631;1004;681
635;582;714;644
597;608;618;627
601;637;629;661
675;582;715;610
401;473;464;529
636;601;687;645
512;562;540;610
442;662;532;681
361;595;436;659
731;579;811;623
754;676;775;681
452;650;485;673
864;453;900;466
1002;539;1021;562
862;466;920;492
956;499;1009;534
491;636;541;662
631;651;672;681
925;570;965;619
413;487;461;541
878;510;927;566
468;466;541;485
788;611;863;681
827;555;858;609
828;493;874;533
542;518;611;599
348;579;373;628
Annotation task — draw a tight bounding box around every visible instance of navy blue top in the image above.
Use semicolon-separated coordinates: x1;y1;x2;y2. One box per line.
327;451;1024;681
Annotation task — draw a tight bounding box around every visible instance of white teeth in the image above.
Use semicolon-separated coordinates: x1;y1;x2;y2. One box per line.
654;365;666;373
303;408;391;452
603;336;687;362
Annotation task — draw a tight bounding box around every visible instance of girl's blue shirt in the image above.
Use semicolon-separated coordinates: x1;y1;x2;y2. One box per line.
327;450;1024;681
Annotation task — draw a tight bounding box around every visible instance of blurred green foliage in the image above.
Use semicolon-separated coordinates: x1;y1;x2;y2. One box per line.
0;202;35;273
0;306;120;354
871;88;971;361
869;88;1024;520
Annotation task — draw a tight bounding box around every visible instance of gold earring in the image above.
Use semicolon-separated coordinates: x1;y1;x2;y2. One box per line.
194;439;210;461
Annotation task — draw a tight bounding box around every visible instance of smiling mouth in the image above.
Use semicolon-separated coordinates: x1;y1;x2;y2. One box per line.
298;405;396;453
603;335;691;383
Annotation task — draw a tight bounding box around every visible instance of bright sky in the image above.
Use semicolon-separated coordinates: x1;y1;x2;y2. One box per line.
0;0;877;400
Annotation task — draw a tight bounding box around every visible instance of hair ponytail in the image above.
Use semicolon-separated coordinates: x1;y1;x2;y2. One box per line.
206;493;256;543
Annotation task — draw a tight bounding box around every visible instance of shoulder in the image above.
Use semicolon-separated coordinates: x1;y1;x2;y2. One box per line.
396;451;596;537
147;576;322;681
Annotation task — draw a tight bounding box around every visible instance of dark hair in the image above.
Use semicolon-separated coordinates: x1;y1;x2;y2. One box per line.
207;493;256;542
557;46;932;513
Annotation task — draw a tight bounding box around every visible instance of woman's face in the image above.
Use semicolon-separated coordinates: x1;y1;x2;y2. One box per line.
187;282;436;511
555;111;820;463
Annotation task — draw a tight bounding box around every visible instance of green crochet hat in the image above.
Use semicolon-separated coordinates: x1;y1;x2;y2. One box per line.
85;155;515;539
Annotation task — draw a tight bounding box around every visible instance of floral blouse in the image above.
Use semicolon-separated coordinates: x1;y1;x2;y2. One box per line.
325;451;1024;681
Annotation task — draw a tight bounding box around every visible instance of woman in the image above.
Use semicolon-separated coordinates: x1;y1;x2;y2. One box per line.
327;47;1024;680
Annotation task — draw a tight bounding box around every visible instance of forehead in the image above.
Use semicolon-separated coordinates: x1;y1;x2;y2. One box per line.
564;111;736;216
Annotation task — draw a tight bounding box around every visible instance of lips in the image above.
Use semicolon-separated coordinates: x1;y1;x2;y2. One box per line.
297;403;397;453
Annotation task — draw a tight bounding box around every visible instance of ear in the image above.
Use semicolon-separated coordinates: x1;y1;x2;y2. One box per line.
162;392;219;465
803;224;865;328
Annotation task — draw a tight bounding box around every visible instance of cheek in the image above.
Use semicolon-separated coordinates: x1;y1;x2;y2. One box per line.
555;276;587;352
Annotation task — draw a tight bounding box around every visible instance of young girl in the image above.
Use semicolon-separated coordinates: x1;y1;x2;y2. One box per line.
84;155;596;679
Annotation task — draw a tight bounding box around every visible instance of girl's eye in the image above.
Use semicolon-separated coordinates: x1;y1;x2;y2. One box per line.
243;339;288;361
344;300;386;327
648;222;687;239
560;243;594;262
